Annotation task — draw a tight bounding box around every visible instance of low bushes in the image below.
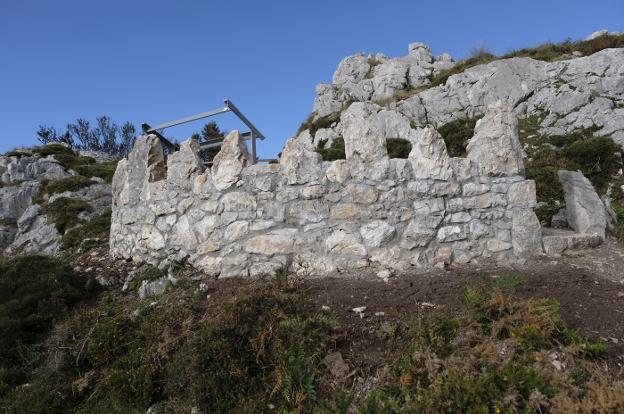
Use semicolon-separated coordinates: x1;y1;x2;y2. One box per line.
1;271;621;413
359;285;617;413
437;117;479;157
0;255;93;395
519;116;623;225
34;176;93;204
316;137;346;161
41;197;92;234
61;209;111;251
316;137;412;161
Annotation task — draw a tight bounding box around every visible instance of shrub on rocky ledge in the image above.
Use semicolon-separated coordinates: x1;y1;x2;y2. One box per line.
437;118;479;157
42;197;92;234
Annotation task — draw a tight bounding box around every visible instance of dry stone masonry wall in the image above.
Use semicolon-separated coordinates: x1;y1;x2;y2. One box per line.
111;101;544;277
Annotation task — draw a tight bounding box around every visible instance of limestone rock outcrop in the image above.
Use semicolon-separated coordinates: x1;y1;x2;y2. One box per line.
310;39;624;149
0;144;113;254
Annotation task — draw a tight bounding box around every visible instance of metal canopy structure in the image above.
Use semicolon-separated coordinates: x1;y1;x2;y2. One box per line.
141;99;267;164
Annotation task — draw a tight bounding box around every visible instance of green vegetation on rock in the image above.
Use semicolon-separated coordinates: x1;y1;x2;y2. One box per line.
386;138;412;159
61;209;111;251
42;197;93;234
0;255;93;395
437;117;479;157
35;176;93;204
518;115;623;225
316;137;346;161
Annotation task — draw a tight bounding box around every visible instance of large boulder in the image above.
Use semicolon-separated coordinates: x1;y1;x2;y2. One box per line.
558;170;607;240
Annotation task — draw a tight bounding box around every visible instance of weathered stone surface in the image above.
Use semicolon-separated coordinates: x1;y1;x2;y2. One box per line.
467;101;525;176
167;138;203;188
360;220;395;247
279;133;323;185
138;276;168;299
325;160;349;183
244;231;296;255
558;170;607;240
0;181;39;221
409;127;454;180
512;209;543;257
508;180;537;208
325;230;366;256
211;130;250;190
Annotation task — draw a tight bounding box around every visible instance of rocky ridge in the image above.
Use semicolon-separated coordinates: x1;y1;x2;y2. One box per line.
311;33;624;149
0;144;113;254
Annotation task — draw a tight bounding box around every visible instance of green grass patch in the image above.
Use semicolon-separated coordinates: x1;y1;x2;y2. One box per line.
386;138;412;159
0;255;93;395
504;33;624;61
437;117;479;157
0;218;17;227
61;209;111;251
41;197;92;234
360;286;611;413
3;150;30;158
31;143;74;157
493;274;528;290
34;176;93;204
316;136;346;161
519;116;623;225
0;280;338;413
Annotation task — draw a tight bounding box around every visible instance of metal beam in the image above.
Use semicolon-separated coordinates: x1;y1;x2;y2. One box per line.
141;123;177;150
146;107;230;132
224;99;265;140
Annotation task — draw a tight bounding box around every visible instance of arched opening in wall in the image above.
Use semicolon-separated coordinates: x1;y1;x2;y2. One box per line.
316;136;346;161
386;138;412;158
437;117;480;157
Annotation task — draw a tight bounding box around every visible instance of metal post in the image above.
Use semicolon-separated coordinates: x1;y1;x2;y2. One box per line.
251;131;257;165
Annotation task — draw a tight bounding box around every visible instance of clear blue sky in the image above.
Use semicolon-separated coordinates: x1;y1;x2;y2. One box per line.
1;0;622;158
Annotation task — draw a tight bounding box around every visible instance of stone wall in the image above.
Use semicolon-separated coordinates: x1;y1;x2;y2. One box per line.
110;102;543;277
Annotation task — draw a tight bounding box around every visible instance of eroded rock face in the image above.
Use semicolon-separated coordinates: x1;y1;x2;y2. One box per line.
558;170;608;240
111;102;543;277
0;145;114;255
211;130;250;190
310;39;624;149
467;101;525;177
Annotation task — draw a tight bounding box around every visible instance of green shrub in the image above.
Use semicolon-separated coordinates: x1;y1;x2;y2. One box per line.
519;116;624;225
437;118;479;157
41;197;92;234
73;160;119;182
1;281;338;413
32;143;74;157
0;256;90;394
386;138;412;158
35;176;93;204
360;286;610;413
61;209;111;251
504;34;624;61
316;136;346;161
3;150;30;158
430;53;497;88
